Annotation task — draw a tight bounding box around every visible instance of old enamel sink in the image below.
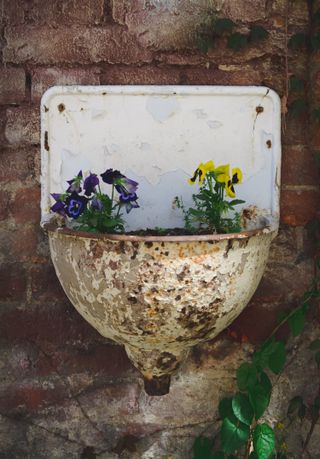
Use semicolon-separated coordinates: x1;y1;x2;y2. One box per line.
41;86;281;395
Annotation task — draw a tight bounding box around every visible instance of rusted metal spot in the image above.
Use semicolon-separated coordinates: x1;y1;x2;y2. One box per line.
58;103;65;113
224;239;233;258
266;139;272;148
144;374;171;396
44;131;49;151
44;105;49;112
256;105;264;114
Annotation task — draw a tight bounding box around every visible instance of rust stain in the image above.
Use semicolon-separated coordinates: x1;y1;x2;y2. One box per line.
256;105;264;114
44;131;49;151
58;103;65;113
266;139;272;148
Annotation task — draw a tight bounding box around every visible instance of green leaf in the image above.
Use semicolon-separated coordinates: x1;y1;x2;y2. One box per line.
249;26;269;42
248;384;271;420
289;99;307;117
253;424;275;459
253;338;278;370
232;393;254;426
311;33;320;51
249;453;258;459
211;452;225;459
288;32;307;49
221;417;250;453
288;308;306;337
268;341;286;374
289;75;304;92
287;396;304;419
237;363;258;391
219;397;234;420
259;372;272;395
229;199;246;206
193;436;214;458
309;339;320;350
313;108;320;122
214;18;235;35
227;33;247;50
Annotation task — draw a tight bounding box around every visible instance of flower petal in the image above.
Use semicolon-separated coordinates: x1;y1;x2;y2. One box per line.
232;167;242;184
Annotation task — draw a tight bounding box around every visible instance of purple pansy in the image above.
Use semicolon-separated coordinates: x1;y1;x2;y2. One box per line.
84;173;99;196
50;193;67;216
118;190;139;213
67;170;83;193
91;197;104;211
65;192;88;218
101;169;124;184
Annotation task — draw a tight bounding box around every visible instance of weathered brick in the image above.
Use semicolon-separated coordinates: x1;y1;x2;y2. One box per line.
31;67;100;102
0;264;27;302
5;107;40;145
221;0;267;22
179;65;262;85
4;25;154;65
281;189;320;226
0;67;25;105
11;186;41;224
100;65;181;85
10;226;40;262
30;263;67;303
0;147;40;184
0;190;11;221
282;144;320;186
2;0;105;25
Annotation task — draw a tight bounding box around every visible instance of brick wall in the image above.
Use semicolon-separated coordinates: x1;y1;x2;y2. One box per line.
0;1;319;458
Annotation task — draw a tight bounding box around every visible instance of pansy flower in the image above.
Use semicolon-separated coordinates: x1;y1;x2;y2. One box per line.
84;173;99;196
65;192;88;218
100;168;124;184
188;160;215;185
118;190;140;213
215;165;243;198
50;193;67;216
91;196;104;212
67;170;83;193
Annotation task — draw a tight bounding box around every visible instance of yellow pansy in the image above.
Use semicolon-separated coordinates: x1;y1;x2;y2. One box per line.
188;160;215;185
232;167;242;184
215;164;230;184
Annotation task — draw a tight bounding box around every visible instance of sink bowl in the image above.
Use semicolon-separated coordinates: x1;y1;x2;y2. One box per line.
47;224;275;395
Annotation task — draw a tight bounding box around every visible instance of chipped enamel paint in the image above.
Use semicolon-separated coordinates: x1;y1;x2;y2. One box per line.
41;86;281;231
48;228;275;382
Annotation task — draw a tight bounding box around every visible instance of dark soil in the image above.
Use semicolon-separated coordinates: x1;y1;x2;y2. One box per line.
126;227;217;236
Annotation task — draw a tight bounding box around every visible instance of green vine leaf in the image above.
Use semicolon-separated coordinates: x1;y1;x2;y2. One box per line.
289;99;307;117
213;18;235;35
312;108;320;122
289;75;305;92
252;423;275;459
268;341;286;374
227;33;247;50
211;452;225;459
249;453;258;459
236;362;258;391
248;383;271;420
311;33;320;51
193;436;214;458
221;417;250;453
288;32;307;49
288;307;307;337
249;26;269;42
219;397;234;420
232;393;254;426
309;339;320;350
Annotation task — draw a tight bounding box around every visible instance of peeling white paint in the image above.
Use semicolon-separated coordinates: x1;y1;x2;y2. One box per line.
40;86;281;232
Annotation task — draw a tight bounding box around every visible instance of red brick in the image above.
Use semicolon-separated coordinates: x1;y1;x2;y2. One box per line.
282;145;320;186
0;264;27;302
179;66;262;85
280;189;320;226
4;25;153;65
0;67;25;105
11;186;41;224
100;65;181;85
5;107;40;145
31;67;100;102
2;0;105;25
0;189;11;220
30;263;66;303
10;226;39;262
0;147;40;184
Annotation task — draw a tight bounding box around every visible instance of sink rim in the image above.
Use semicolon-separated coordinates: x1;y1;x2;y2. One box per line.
43;222;272;243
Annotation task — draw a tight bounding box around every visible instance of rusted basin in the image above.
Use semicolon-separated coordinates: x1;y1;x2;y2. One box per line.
47;224;275;395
